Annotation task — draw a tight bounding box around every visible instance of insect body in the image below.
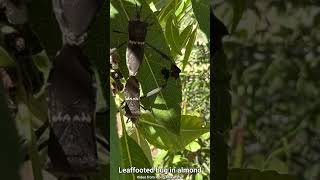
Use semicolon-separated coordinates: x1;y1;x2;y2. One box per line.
52;0;101;45
123;76;140;123
126;6;148;76
44;0;104;177
112;4;182;123
123;76;165;124
46;45;98;177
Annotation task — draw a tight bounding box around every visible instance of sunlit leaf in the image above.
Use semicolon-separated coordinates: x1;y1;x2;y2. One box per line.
110;94;121;180
182;26;197;70
110;0;181;134
191;0;210;39
138;114;209;152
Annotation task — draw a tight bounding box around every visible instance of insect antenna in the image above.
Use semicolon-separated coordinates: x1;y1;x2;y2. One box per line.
113;30;127;35
134;1;143;20
145;42;172;63
96;135;110;151
111;41;127;53
143;14;154;27
24;139;49;161
34;120;49;139
140;104;147;110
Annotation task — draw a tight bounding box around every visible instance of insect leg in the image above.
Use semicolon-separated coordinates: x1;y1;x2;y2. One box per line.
24;139;49;161
38;140;49;151
110;41;127;55
145;42;172;62
96;135;110;151
112;30;127;35
140;104;147;111
146;42;181;79
34;120;49;140
134;2;143;19
141;84;166;99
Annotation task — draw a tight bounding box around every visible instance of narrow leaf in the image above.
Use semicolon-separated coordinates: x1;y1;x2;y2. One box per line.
0;47;15;67
182;26;197;70
110;93;121;180
231;0;246;33
0;82;21;180
191;0;210;39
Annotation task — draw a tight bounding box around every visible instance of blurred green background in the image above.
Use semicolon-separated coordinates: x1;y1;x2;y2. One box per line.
214;0;320;180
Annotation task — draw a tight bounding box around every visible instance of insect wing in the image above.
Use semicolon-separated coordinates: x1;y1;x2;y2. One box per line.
52;0;100;45
126;44;144;76
128;20;148;43
124;76;140;118
46;45;97;175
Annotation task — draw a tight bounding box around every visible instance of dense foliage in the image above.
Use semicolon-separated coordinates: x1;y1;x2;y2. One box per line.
110;0;210;179
214;0;320;180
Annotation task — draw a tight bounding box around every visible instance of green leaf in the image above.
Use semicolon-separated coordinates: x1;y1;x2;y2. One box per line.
165;15;182;55
32;51;51;98
120;133;154;180
0;83;21;180
264;158;288;174
182;26;197;70
228;169;298;180
174;1;185;17
16;104;43;180
153;149;168;167
191;0;210;39
157;0;176;25
138;114;209;152
171;20;183;53
110;93;121;180
130;129;153;165
110;0;182;134
230;0;246;33
179;24;193;48
185;141;201;152
91;164;110;180
0;47;15;67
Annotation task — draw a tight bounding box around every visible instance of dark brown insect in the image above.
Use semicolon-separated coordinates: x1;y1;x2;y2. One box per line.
52;0;101;45
123;76;167;124
46;45;98;177
123;76;140;123
113;4;181;78
126;4;149;76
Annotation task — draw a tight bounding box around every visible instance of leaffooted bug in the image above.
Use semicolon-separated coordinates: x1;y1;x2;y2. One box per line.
46;44;98;177
21;45;110;179
112;3;178;77
123;76;140;123
125;4;149;76
111;3;182;124
122;76;167;124
52;0;102;45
